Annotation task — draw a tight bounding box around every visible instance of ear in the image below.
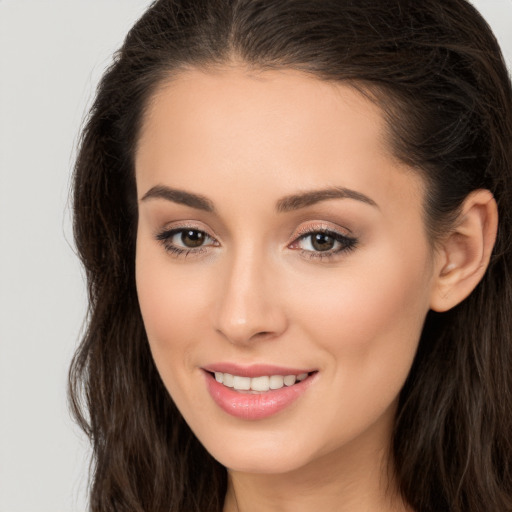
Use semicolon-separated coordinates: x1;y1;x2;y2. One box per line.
430;189;498;312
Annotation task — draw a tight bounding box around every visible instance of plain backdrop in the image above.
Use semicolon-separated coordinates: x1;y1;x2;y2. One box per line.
0;1;511;511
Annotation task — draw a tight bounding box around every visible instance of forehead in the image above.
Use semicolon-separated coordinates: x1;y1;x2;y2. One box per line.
137;66;390;165
135;66;424;218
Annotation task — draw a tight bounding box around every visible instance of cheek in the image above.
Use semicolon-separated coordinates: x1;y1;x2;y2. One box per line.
291;241;433;402
303;229;431;338
135;244;211;385
279;251;433;453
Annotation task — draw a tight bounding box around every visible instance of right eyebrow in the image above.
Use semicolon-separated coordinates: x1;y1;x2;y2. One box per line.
140;185;215;213
276;186;379;212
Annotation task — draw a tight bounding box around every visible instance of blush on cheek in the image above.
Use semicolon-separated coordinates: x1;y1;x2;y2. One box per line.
294;253;430;367
136;256;211;359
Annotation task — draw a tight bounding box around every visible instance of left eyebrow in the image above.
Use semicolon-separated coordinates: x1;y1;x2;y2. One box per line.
276;187;379;212
140;185;215;212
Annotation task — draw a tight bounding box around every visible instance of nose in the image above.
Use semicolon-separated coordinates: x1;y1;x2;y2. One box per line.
213;248;288;346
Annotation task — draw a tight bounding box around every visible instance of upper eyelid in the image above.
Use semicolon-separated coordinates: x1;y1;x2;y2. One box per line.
290;229;355;248
291;221;354;239
160;228;218;244
158;227;215;239
155;221;355;244
155;227;218;256
155;226;220;254
156;222;217;238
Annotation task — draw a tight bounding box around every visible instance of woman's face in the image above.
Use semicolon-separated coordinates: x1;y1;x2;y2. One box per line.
135;67;439;475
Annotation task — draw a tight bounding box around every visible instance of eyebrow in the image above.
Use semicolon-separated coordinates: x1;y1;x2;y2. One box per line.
140;184;378;213
276;187;378;212
141;185;215;212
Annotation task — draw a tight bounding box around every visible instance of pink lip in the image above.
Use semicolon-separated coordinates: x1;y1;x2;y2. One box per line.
203;362;315;378
202;364;317;421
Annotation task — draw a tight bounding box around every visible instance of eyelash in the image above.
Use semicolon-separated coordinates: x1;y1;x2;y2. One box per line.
155;226;218;258
155;225;358;261
291;227;358;260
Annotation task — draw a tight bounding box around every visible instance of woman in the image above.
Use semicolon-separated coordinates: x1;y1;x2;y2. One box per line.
69;0;512;511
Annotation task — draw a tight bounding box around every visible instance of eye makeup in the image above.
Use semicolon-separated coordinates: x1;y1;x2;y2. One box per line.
288;222;358;261
155;224;219;258
154;220;358;261
289;229;357;260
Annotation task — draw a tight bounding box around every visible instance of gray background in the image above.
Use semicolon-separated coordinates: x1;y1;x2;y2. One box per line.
0;1;510;510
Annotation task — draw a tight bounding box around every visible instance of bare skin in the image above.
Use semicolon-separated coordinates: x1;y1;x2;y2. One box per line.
134;66;497;512
222;404;409;512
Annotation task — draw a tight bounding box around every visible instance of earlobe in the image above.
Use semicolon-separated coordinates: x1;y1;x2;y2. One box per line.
430;189;498;312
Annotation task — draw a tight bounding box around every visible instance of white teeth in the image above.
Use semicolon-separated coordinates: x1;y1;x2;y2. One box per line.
223;373;234;387
251;376;270;391
213;372;310;391
233;376;251;390
283;375;296;386
269;375;284;389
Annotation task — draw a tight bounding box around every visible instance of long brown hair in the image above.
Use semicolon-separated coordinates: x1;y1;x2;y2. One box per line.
69;1;512;510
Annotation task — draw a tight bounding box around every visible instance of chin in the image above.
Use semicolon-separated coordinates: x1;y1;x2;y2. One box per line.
192;424;321;475
213;446;310;475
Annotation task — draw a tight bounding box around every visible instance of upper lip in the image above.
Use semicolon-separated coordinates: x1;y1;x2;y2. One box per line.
202;362;315;378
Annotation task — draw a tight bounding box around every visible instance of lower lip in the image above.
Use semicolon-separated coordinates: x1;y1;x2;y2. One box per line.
203;371;316;420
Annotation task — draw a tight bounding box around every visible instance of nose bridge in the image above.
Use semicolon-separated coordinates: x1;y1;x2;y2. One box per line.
214;242;286;344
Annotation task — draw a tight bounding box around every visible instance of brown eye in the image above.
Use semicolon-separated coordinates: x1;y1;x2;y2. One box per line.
180;230;206;248
156;227;218;256
291;229;358;258
311;233;336;252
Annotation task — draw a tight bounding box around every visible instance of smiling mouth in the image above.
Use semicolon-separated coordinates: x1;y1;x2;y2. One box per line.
203;368;318;419
207;371;316;393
